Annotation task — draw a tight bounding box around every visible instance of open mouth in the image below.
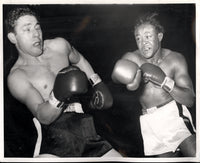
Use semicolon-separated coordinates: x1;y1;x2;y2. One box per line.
144;44;151;50
33;41;41;47
143;46;151;53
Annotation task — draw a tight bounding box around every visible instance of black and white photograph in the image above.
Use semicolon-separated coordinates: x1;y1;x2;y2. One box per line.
1;0;199;162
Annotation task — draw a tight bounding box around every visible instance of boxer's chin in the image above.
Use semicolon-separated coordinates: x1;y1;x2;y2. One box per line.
31;50;43;57
142;51;154;59
33;47;43;56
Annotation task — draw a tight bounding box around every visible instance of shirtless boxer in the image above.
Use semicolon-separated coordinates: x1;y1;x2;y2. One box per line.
112;12;196;157
5;7;121;157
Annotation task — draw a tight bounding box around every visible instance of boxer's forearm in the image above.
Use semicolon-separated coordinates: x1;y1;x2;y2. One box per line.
69;46;95;78
36;102;63;125
169;86;195;108
73;54;95;79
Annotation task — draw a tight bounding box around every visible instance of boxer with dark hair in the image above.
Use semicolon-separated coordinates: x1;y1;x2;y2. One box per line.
5;7;121;157
112;12;196;157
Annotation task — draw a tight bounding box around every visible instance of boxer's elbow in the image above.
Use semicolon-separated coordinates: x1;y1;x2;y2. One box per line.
186;95;195;108
36;113;54;125
179;92;195;108
36;104;60;125
185;89;195;107
38;119;51;125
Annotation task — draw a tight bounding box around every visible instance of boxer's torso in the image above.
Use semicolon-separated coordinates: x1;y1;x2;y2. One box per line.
126;48;175;109
10;38;70;101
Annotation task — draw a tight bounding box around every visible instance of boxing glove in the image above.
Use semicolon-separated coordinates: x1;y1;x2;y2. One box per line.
88;73;113;109
112;59;139;84
49;66;88;112
140;63;175;92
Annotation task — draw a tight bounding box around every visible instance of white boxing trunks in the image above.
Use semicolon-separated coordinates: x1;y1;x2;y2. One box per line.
140;100;195;156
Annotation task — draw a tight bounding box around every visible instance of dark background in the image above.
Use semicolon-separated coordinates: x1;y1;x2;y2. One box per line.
3;4;196;157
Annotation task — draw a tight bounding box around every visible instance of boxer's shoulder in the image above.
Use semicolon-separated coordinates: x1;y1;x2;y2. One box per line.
44;37;71;53
9;62;26;77
7;65;30;99
8;64;30;86
122;50;144;65
163;49;186;66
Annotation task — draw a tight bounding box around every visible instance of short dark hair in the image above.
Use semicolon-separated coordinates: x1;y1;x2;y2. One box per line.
134;12;164;34
5;7;39;33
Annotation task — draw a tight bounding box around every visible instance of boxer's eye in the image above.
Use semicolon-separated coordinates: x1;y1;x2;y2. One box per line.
136;36;141;42
23;27;31;32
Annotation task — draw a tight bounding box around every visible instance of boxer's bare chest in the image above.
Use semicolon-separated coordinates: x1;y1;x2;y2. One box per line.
23;64;56;100
139;51;174;108
22;52;69;100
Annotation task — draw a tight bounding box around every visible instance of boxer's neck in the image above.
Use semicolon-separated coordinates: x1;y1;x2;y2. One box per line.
149;48;163;65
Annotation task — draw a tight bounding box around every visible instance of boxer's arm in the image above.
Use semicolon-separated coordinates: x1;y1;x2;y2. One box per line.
7;71;62;125
49;37;94;75
69;47;95;78
48;37;80;64
122;52;142;90
88;75;113;109
68;46;113;109
48;37;93;76
111;54;141;91
169;55;195;107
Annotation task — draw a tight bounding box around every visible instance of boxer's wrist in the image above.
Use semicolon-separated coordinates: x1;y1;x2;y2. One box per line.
89;73;102;87
161;76;175;93
49;91;64;109
63;102;84;113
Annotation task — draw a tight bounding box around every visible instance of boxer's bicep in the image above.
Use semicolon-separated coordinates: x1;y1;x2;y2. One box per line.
174;57;194;92
48;37;73;61
53;37;80;64
49;37;71;53
69;48;95;79
172;58;195;106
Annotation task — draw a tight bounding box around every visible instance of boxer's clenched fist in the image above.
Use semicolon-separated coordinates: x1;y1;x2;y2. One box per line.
112;59;142;90
49;66;88;111
140;63;175;92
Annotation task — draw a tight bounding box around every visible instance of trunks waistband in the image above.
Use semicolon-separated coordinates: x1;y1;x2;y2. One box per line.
142;99;174;115
63;102;84;113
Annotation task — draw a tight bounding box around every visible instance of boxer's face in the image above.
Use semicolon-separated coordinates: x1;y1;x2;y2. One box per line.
9;15;43;57
134;23;163;59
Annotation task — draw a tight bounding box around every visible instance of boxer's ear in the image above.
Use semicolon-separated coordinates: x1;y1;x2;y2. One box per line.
158;33;163;42
7;32;17;44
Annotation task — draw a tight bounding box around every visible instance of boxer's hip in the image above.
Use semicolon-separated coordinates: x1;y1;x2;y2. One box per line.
140;100;195;155
40;112;112;157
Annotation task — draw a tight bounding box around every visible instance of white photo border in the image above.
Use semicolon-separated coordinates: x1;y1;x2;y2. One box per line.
0;0;199;162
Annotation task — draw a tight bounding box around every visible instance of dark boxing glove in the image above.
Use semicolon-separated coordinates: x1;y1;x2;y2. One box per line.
140;63;175;93
49;66;88;113
88;73;113;110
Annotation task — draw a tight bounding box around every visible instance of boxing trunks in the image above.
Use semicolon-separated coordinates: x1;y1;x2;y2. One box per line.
33;105;112;157
140;100;195;156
